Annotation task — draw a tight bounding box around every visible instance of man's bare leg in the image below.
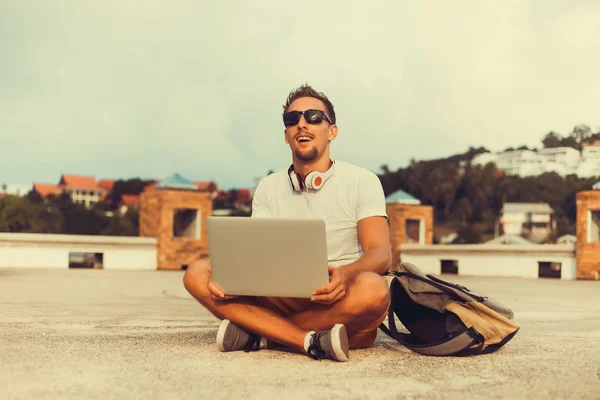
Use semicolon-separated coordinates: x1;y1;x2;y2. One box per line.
183;259;308;352
184;260;389;352
289;271;390;338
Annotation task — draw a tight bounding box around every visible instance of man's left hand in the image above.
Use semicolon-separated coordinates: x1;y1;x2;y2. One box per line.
311;265;349;305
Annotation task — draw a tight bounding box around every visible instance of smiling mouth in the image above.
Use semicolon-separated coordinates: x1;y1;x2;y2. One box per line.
296;135;313;143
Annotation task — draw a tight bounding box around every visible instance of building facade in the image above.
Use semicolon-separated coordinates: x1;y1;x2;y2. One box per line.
575;190;600;280
473;146;598;178
500;202;555;243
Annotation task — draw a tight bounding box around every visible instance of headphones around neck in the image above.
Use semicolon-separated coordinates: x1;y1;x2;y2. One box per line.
288;160;336;192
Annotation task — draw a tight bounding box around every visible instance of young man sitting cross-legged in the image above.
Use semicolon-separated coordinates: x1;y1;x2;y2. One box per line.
183;84;392;362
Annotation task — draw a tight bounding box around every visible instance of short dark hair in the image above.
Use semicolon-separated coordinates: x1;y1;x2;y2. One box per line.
282;84;336;124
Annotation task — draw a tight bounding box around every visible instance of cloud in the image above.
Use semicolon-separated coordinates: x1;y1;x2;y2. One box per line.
1;1;600;189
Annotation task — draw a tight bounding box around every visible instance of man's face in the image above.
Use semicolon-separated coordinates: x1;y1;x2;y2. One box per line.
284;97;337;162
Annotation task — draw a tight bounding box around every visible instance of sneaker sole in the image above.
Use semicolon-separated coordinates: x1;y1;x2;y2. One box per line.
331;324;350;362
216;319;230;352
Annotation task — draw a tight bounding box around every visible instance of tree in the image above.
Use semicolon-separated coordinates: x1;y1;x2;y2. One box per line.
0;196;35;232
542;131;563;148
101;213;137;236
26;189;44;204
1;183;6;194
570;124;592;150
106;178;153;209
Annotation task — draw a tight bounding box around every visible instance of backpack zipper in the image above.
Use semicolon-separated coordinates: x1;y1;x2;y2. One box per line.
390;271;487;302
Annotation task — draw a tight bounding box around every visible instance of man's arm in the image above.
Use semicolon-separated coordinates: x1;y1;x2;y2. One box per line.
311;216;391;304
339;215;392;283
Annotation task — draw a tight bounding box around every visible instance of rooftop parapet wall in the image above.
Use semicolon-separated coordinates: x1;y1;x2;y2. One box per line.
398;243;577;280
0;233;157;270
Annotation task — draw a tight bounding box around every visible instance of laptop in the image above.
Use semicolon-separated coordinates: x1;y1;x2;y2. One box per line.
205;216;330;298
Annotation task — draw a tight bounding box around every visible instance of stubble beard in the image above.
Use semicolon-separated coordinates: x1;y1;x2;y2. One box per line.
295;147;319;162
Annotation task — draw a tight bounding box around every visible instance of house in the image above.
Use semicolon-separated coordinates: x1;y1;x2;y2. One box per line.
500;202;555;243
473;147;584;178
118;194;141;214
97;179;115;192
536;147;581;176
32;175;109;208
472;150;543;177
578;143;600;178
33;183;61;198
58;175;108;207
212;187;254;215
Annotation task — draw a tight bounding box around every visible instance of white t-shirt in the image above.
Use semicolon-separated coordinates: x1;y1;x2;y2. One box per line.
251;160;388;267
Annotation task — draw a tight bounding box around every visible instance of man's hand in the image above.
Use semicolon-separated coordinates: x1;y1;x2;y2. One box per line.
311;265;349;305
206;264;238;301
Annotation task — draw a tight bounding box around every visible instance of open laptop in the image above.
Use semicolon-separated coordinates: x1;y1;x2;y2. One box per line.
205;216;330;298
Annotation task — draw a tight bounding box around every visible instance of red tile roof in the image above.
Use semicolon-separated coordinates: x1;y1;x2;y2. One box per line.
97;179;115;191
215;190;230;201
236;188;253;205
34;183;61;197
193;181;218;192
59;174;98;189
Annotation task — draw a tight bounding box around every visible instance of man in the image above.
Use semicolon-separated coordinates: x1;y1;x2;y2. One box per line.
183;84;392;362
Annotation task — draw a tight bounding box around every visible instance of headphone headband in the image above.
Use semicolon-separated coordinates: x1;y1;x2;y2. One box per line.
288;160;336;192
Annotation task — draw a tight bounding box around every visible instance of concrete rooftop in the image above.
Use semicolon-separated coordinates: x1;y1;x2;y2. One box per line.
1;268;599;399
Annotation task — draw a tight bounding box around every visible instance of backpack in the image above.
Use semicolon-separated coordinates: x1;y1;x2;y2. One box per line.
379;262;520;356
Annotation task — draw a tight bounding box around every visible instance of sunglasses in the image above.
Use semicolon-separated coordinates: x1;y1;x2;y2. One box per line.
282;109;333;127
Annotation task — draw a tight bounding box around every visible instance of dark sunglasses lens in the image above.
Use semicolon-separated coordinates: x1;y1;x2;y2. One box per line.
304;110;324;124
283;112;301;127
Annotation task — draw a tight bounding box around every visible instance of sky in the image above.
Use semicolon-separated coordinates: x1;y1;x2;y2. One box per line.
1;1;600;191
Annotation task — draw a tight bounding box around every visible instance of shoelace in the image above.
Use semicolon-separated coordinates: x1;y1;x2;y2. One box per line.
307;332;327;360
243;334;261;352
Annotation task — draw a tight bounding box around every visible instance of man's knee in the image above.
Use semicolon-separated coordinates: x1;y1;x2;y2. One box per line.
183;259;210;297
350;272;390;318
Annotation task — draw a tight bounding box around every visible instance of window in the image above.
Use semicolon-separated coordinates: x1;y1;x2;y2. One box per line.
69;252;103;269
588;210;600;243
441;259;458;274
404;219;424;244
173;209;201;239
538;261;561;279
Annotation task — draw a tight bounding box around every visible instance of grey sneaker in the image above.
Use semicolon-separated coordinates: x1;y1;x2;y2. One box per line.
307;324;349;362
216;319;261;352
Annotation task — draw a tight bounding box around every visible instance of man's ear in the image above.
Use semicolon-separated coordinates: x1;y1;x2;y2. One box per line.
328;125;338;141
284;131;289;144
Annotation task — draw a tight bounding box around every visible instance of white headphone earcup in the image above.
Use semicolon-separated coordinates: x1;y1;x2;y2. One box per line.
306;172;324;190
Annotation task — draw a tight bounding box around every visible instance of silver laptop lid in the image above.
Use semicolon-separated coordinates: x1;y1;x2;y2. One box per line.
206;217;330;298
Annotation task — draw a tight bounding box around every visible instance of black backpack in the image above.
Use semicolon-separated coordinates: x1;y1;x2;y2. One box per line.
379;262;520;356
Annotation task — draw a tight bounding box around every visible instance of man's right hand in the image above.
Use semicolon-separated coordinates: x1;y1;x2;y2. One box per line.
206;264;238;301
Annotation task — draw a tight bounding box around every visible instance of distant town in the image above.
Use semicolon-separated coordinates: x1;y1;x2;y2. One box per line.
1;125;600;244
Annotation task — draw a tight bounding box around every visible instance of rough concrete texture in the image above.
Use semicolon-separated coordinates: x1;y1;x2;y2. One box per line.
1;268;599;399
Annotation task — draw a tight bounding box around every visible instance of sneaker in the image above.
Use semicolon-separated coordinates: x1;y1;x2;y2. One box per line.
216;319;261;352
307;324;350;362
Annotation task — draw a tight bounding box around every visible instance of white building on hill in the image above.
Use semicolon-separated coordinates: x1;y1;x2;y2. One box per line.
472;145;598;178
473;150;542;177
576;144;600;178
536;147;580;175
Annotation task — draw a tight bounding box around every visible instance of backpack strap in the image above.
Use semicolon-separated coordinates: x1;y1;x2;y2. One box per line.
379;302;485;356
